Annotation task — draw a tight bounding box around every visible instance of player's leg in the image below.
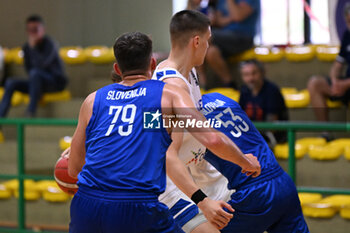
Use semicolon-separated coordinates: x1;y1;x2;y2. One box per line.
220;184;272;233
100;199;183;233
267;173;309;233
69;193;101;233
168;197;218;233
0;79;28;117
185;213;219;233
27;68;57;116
307;75;332;122
205;45;232;86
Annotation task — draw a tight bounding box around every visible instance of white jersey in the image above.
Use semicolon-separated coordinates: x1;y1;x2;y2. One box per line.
152;66;233;209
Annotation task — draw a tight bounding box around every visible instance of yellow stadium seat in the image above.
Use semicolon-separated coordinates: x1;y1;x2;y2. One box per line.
273;143;307;159
308;144;343;160
254;46;284;62
283;89;310;108
4;179;36;192
59;46;87;64
316;45;339;62
22;90;71;106
328;138;350;154
4;179;40;201
59;136;72;151
327;99;342;108
344;146;350;160
296;137;327;152
0;184;12;199
3;48;13;64
11;91;24;107
298;193;323;206
10;47;24;65
36;180;70;203
340;205;350;220
229;48;255;63
302;203;337;218
320;195;350;208
206;88;240;102
84;46;115;64
285;45;315;62
0;130;4;143
1;88;24;106
280;87;298;95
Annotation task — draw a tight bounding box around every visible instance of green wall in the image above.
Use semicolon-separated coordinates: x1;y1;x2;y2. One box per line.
0;0;172;51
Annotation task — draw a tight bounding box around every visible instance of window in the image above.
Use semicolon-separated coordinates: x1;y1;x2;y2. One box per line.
310;0;330;44
260;0;304;45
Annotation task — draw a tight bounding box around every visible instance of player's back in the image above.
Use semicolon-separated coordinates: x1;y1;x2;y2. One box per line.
78;80;171;196
202;93;283;190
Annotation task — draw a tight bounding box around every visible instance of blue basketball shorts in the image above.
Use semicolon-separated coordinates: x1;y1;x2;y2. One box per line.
69;187;184;233
222;171;309;233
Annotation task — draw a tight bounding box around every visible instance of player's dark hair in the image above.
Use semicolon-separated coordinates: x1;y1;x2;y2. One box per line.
113;32;152;74
170;10;210;48
240;59;266;76
26;14;44;24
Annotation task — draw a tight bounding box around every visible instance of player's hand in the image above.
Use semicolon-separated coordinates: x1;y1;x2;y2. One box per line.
241;153;261;178
61;147;71;159
197;198;234;230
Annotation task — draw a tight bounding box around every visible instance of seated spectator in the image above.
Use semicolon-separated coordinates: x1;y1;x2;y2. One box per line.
187;0;217;19
199;0;260;89
238;59;288;146
308;3;350;140
0;15;67;119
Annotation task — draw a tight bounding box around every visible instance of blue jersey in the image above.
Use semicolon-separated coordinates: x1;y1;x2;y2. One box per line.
202;93;282;190
78;80;172;196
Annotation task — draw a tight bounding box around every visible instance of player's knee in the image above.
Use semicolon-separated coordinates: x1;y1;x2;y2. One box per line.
28;68;42;81
4;79;18;91
307;75;323;92
191;222;219;233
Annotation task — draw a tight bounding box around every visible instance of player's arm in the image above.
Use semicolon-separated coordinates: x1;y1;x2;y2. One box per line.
164;84;261;176
68;92;95;178
166;131;234;229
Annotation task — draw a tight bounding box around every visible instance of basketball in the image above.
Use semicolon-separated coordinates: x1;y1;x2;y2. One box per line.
54;157;78;195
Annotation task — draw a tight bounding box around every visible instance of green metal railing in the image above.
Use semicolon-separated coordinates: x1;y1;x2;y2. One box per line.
0;118;349;232
0;119;77;233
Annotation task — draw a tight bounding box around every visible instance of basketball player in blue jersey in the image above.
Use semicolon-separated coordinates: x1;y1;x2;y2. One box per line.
202;92;309;233
68;32;261;233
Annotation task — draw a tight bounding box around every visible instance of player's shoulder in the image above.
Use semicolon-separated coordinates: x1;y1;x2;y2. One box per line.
202;92;238;106
202;92;240;116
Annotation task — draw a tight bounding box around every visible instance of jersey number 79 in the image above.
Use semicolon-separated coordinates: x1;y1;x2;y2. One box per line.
105;104;136;136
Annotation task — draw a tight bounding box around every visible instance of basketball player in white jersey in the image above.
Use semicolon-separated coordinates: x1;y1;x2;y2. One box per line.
153;10;260;232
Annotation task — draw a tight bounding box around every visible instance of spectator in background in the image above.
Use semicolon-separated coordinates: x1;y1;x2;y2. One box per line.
0;15;67;119
187;0;217;20
308;3;350;140
199;0;260;89
239;59;288;147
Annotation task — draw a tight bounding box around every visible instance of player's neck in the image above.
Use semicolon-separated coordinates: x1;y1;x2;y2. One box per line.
166;50;194;80
120;74;149;86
